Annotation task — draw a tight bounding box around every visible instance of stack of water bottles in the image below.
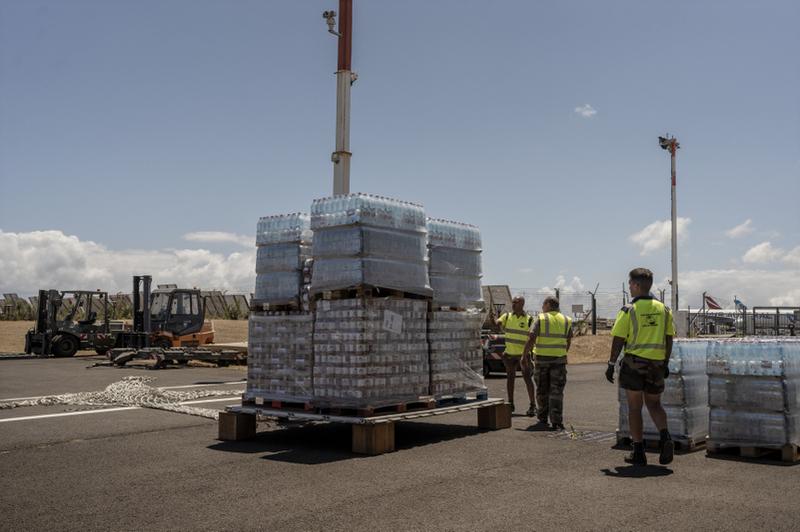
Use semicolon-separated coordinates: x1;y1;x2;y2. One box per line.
245;312;314;403
427;309;486;397
426;218;483;308
254;213;313;304
309;194;432;296
618;339;709;444
312;298;430;406
707;338;800;449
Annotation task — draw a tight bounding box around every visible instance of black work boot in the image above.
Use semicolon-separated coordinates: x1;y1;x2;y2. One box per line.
625;441;647;466
659;429;674;465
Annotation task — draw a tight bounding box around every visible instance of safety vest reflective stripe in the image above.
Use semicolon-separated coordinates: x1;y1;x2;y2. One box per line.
626;303;669;360
502;313;531;355
533;312;571;357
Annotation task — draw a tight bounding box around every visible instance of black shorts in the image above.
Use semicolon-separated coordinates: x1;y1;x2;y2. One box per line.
619;354;665;394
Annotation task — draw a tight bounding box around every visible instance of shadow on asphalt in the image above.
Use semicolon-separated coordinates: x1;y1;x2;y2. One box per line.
600;465;674;478
516;422;552;432
207;421;488;464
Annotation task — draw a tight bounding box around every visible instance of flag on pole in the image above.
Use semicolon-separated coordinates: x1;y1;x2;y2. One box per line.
734;298;747;312
704;294;722;310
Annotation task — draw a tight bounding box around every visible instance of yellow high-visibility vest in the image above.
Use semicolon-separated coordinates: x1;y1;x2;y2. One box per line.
499;312;532;356
611;296;675;361
533;311;571;357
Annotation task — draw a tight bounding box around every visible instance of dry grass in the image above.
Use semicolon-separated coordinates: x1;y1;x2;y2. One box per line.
0;321;33;353
210;320;248;344
568;331;613;364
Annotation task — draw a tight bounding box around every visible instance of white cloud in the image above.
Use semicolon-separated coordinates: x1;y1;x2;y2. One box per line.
629;218;691;255
183;231;252;248
680;268;800;307
783;246;800;267
541;275;585;294
725;219;754;239
574;104;597;118
0;230;255;295
742;241;784;264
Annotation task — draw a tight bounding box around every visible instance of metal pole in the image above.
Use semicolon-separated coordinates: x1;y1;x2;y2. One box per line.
591;293;597;335
670;141;679;313
332;0;353;196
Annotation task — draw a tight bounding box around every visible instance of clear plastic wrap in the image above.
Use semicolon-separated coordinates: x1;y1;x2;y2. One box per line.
426;218;483;307
426;218;482;250
310;258;432;297
428;247;482;276
670;339;709;375
429;275;482;308
706;338;800;448
256;213;312;245
709;408;800;447
709;375;799;412
254;272;304;303
245;312;314;402
311;193;427;232
313;298;430;407
312;225;427;260
618;402;709;442
428;310;486;397
256;243;312;273
707;338;800;377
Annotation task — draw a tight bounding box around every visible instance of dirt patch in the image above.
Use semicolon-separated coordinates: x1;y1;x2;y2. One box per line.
0;321;33;353
568;332;612;364
210;320;248;344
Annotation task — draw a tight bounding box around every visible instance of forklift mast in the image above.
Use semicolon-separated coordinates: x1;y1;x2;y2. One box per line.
132;275;152;347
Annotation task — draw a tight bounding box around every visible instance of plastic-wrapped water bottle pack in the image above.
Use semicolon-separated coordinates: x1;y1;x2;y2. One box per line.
253;213;313;304
426;218;483;308
707;338;800;447
245;312;314;402
312;298;431;407
428;309;486;397
309;194;432;296
618;339;709;442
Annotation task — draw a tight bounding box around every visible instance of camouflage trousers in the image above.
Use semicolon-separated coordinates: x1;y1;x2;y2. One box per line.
533;357;568;424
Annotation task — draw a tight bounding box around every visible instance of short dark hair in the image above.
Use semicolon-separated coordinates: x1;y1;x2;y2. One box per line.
629;268;654;292
543;296;560;310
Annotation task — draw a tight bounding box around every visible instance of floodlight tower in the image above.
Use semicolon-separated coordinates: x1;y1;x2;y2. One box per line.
659;134;680;312
323;1;356;196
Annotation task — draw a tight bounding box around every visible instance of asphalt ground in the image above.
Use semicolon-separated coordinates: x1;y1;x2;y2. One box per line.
1;357;798;531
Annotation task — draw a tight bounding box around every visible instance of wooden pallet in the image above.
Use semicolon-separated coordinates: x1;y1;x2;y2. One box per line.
218;398;511;455
243;397;314;411
706;441;800;464
434;390;489;407
317;397;438;418
615;431;705;453
249;298;303;312
313;286;431;301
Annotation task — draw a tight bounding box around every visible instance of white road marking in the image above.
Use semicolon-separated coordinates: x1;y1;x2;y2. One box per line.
0;380;246;402
0;396;241;424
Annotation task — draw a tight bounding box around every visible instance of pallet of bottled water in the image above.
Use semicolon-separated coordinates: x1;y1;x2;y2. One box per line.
245;312;314;403
309;194;432;297
707;338;800;450
428;309;486;397
254;213;312;305
427;218;483;308
312;298;430;407
617;339;709;449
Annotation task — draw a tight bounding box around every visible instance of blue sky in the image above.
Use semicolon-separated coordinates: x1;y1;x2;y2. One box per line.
1;1;798;308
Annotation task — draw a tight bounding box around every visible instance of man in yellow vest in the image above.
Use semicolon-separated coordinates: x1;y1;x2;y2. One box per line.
495;296;536;415
606;268;675;466
523;296;572;430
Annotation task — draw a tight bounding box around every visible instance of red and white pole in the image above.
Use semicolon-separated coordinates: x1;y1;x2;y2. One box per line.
332;0;353;196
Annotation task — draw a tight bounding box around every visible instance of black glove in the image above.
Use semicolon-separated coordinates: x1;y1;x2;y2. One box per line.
664;365;670;379
605;362;615;384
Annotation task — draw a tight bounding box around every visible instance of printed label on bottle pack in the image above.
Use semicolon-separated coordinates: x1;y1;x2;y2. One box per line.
382;310;403;335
